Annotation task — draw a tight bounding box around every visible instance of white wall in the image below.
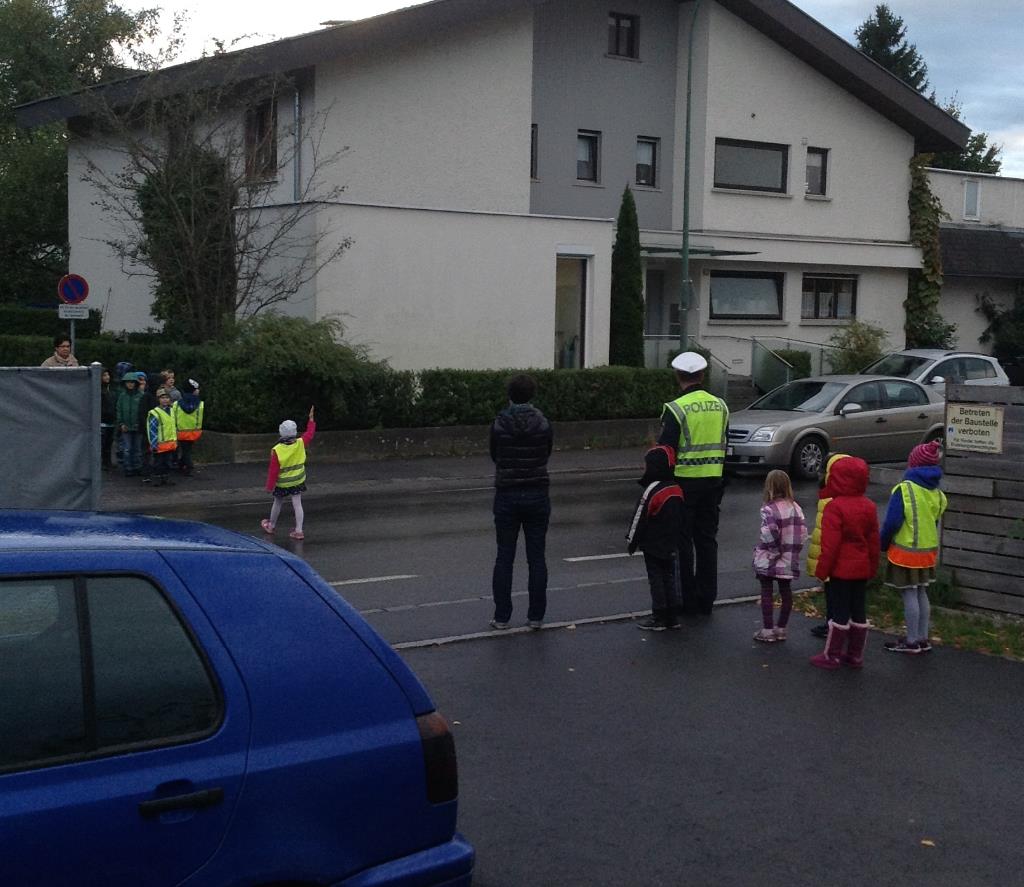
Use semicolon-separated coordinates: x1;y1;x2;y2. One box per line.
68;140;157;333
315;10;534;214
940;278;1016;351
313;204;613;370
692;3;915;242
928;168;1024;227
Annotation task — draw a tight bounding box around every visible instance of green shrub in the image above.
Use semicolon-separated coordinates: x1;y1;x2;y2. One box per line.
774;348;812;379
826;320;889;374
0;305;103;338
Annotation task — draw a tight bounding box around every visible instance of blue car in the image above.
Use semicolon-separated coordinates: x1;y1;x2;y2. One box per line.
0;511;473;887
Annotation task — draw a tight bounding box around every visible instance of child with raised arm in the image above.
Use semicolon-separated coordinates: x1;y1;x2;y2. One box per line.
262;406;316;541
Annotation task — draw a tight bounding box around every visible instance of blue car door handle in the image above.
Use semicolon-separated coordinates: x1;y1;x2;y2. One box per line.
138;787;224;818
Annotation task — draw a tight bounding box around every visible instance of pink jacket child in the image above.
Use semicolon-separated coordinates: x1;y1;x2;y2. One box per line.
261;405;316;541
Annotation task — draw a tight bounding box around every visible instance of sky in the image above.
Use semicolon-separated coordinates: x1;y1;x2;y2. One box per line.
125;0;1024;177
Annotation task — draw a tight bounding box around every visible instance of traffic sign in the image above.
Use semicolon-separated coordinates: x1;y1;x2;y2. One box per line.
58;304;90;320
58;274;89;304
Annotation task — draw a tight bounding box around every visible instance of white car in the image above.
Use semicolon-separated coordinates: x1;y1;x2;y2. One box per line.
860;350;1009;388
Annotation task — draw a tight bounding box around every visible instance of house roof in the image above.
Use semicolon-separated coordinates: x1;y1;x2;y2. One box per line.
13;0;968;152
939;226;1024;279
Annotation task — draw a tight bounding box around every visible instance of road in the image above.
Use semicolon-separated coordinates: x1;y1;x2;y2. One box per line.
171;466;874;645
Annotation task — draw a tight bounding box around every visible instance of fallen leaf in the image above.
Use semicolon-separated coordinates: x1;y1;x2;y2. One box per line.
568;667;575;672
921;839;936;848
566;624;577;631
452;720;461;725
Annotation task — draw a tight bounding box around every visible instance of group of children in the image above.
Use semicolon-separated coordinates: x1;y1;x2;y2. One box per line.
100;364;205;486
628;438;948;667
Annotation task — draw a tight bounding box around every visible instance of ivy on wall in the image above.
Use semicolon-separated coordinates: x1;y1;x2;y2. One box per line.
905;154;956;348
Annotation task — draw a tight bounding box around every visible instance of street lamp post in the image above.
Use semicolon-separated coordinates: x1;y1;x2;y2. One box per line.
679;0;702;355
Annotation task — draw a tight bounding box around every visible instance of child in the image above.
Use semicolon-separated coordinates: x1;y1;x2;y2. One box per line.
810;456;879;670
752;469;808;642
172;378;204;476
99;367;117;471
880;440;947;654
627;445;684;631
805;453;850;639
116;371;144;477
146;387;178;486
262;406;316;540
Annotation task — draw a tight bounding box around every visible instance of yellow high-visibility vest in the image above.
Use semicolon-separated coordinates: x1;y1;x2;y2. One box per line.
662;389;729;480
173;401;204;441
273;439;307;488
888;481;947;569
148;407;178;454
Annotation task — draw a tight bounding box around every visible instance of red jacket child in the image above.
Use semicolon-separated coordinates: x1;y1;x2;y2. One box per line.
814;455;879;582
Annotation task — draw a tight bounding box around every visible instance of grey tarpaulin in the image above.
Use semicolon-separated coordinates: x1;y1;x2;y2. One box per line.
1;365;101;510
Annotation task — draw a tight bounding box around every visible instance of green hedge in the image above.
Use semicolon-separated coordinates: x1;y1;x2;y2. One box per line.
0;332;678;433
0;305;103;338
774;348;812;379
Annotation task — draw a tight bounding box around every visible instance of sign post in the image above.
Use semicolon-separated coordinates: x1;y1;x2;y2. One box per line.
57;274;90;354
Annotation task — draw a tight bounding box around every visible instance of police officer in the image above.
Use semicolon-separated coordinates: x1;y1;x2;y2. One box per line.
658;351;729;616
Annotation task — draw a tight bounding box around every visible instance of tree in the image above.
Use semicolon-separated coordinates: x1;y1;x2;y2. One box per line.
929;96;1002;174
608;186;644;366
80;59;351;342
854;4;929;93
0;0;159;303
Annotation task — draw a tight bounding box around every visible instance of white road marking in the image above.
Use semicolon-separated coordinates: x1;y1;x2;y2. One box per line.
563;552;637;562
329;574;418;587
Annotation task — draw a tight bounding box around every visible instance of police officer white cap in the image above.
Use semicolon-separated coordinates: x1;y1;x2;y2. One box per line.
671;351;708;373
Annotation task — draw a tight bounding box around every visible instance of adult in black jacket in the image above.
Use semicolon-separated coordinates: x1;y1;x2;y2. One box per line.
489;374;553;630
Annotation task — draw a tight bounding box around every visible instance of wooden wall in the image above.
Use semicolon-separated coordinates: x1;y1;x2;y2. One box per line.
940;385;1024;614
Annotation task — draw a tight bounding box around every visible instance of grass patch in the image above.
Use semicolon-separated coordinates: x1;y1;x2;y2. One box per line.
793;576;1024;662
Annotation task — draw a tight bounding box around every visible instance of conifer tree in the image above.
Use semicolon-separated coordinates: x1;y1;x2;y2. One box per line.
609;186;645;366
855;4;929;93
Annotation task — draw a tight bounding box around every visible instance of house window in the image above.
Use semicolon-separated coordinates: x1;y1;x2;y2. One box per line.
245;98;278;180
577;130;600;182
963;180;980;220
713;138;788;193
636;137;658;187
608;13;638;58
805;147;828;195
801;274;857;319
709;271;783;320
530;124;538;179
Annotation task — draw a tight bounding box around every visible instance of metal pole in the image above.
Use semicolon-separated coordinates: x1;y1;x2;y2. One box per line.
70;318;76;356
679;0;702;354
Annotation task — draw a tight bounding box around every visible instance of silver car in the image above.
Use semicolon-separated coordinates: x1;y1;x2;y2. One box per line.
860;349;1010;388
726;375;945;480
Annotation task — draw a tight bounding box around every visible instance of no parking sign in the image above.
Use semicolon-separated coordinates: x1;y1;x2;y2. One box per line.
57;274;89;305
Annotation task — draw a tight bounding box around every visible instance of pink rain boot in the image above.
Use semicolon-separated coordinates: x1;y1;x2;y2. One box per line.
810;621;849;671
840;621;869;668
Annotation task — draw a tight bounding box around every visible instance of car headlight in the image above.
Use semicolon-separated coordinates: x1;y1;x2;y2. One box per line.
749;425;779;442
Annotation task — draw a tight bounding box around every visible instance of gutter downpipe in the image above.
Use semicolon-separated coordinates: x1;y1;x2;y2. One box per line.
293;87;302;202
679;0;702;355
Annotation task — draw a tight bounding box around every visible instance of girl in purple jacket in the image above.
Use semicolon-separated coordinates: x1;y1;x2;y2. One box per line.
752;470;808;643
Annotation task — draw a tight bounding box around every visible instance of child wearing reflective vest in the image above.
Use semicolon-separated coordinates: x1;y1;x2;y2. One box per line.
880;440;947;654
172;378;204;476
146;387;178;486
262;406;315;541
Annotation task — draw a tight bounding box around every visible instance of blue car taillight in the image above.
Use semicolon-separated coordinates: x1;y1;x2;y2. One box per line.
416;711;458;804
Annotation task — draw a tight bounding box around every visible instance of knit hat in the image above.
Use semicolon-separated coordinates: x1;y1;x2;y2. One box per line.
908;439;942;468
156;387;170;398
279;419;298;439
640;444;677;485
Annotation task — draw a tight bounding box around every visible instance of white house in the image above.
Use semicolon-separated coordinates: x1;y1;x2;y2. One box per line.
16;0;967;373
927;168;1024;351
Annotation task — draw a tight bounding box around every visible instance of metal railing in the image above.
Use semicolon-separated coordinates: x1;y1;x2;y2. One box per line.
641;335;729;399
751;338;793;393
752;336;840;376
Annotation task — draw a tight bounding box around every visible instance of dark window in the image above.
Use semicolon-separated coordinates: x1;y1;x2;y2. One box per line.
0;579;86;770
88;576;218;750
530;124;538;179
644;269;678;335
245;98;278;180
840;381;884;412
608;13;638;58
636;137;658;187
0;574;219;773
801;274;856;319
709;271;783;319
806;147;828;195
961;358;997;380
714;138;788;193
881;380;928;407
577;130;600;182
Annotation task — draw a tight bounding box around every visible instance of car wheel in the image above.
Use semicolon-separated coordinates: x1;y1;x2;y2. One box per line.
792;436;827;481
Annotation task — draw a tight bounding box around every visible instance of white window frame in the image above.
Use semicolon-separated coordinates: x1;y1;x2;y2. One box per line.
636;137;658;188
963;179;981;221
576;130;601;183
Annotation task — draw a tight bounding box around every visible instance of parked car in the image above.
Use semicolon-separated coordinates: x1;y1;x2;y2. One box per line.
0;511;473;887
726;375;944;480
860;349;1009;388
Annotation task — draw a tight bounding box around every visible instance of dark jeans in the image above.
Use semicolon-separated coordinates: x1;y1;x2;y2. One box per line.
152;450;173;482
644;552;680;615
100;425;114;468
829;577;867;624
492;487;550;623
122;431;142;474
678;484;724;615
178;440;195;473
758;576;792;629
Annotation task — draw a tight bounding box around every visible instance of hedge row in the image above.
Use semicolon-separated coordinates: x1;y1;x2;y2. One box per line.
2;334;678;433
0;305;103;338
